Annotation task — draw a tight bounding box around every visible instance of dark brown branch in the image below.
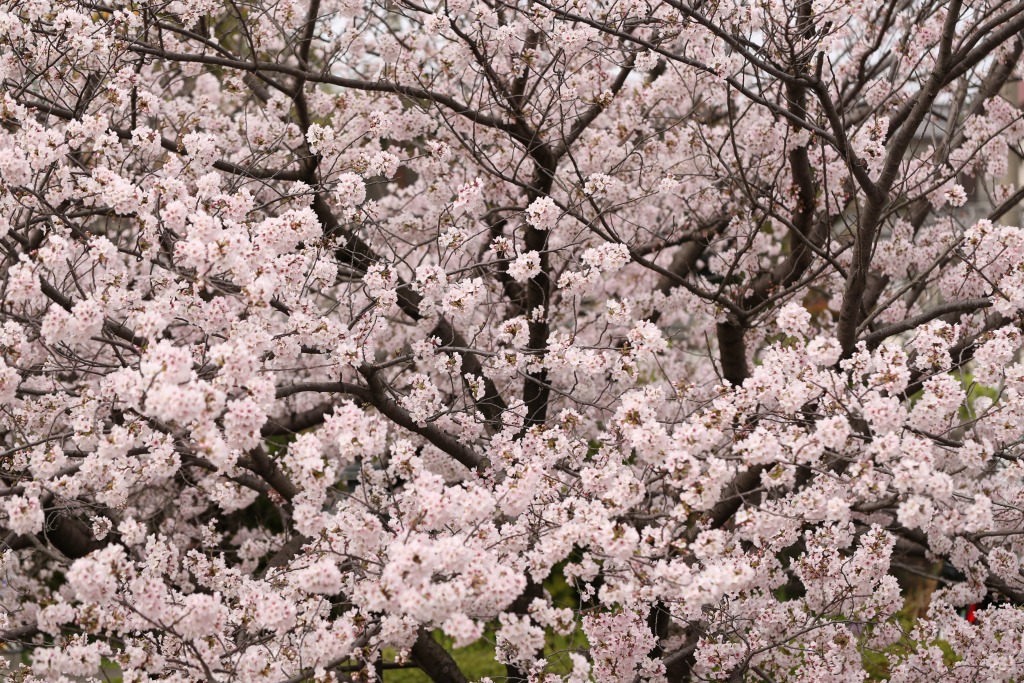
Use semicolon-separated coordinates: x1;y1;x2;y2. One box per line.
410;628;470;683
358;367;488;471
862;298;992;349
837;0;964;357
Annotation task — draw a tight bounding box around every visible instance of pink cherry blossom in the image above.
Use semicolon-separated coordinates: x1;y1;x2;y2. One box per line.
3;1;1024;681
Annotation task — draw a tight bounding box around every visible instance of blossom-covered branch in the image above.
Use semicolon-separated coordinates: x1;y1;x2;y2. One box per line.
5;0;1024;681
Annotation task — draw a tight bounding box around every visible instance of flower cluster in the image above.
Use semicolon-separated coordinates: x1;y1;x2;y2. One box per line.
3;0;1024;681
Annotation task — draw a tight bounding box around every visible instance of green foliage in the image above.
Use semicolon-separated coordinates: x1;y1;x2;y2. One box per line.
860;612;961;681
386;564;588;681
383;634;504;682
956;370;999;422
383;627;588;682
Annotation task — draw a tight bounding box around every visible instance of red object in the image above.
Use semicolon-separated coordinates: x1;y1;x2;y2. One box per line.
966;604;977;623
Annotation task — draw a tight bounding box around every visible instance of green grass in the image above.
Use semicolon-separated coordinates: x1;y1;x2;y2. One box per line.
384;628;588;682
384;568;588;683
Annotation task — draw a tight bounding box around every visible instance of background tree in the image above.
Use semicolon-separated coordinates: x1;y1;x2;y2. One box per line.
4;0;1024;680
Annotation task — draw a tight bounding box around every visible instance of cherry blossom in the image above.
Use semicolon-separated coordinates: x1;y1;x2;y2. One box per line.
4;0;1024;681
